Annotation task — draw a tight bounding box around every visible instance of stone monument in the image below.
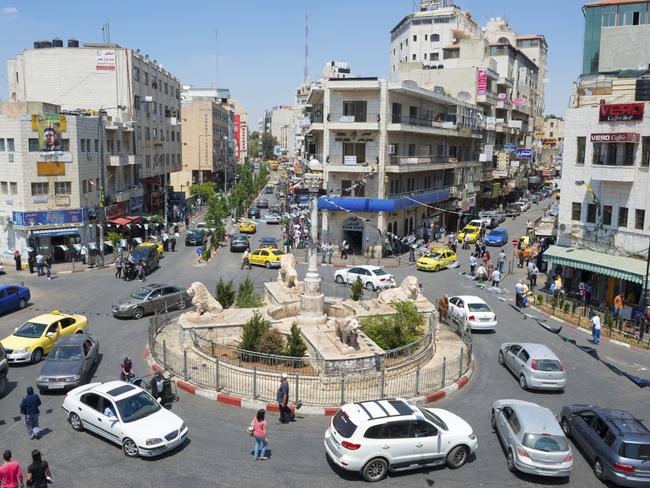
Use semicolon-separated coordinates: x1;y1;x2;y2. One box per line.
298;199;327;326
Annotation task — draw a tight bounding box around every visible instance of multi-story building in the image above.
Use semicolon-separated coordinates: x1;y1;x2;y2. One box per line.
547;0;650;314
232;101;249;163
0;101;141;260
536;116;564;174
7;40;182;215
261;105;295;156
306;77;483;256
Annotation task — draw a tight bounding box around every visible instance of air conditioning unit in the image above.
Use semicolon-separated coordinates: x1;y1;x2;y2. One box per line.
388;144;396;154
558;223;573;235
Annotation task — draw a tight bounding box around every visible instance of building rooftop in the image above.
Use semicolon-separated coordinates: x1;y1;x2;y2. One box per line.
584;0;650;7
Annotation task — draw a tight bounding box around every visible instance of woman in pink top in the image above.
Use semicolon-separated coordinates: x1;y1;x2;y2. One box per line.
0;450;24;488
251;409;269;461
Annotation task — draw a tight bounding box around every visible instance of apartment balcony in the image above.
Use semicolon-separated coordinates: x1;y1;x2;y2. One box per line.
496;98;512;110
497;76;513;89
326;112;381;131
386;155;462;173
477;91;499;106
388;114;480;138
590;162;637;183
111;186;145;203
324;154;379;172
318;186;451;213
108;154;142;166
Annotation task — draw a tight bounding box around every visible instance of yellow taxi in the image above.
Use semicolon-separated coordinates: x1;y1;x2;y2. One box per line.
0;310;89;364
141;239;164;257
239;219;257;234
416;249;457;272
458;225;481;244
247;248;285;269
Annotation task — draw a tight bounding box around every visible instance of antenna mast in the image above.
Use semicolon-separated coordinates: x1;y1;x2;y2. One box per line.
214;28;219;89
303;14;309;83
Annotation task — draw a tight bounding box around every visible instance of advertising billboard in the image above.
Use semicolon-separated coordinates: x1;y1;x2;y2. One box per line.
12;209;86;227
32;114;67;152
96;49;116;70
599;103;644;123
477;68;487;96
234;115;241;161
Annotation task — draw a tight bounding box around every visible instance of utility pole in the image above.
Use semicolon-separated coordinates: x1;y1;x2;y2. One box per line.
303;14;309;83
642;240;650;340
98;110;106;266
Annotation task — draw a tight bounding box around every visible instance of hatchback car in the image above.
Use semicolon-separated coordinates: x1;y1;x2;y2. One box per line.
0;284;30;315
448;296;497;331
63;381;188;457
247;207;261;219
265;212;282;224
325;399;477;482
458;225;480;244
230;234;250;252
485;228;509;247
239;219;257;234
492;399;573;478
498;343;566;391
560;405;650;486
334;266;396;291
416;249;457;272
185;229;206;246
248;248;285;268
112;284;189;319
37;334;99;393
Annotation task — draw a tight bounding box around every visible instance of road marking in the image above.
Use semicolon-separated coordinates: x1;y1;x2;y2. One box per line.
610;339;631;349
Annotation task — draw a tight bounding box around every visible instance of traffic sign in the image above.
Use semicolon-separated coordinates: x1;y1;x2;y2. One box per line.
196;247;203;256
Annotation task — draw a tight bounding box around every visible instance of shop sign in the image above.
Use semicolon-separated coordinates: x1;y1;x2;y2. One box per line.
477;68;487;96
342;218;364;232
37;161;65;176
503;143;516;152
343;155;357;165
599;103;644;123
96;49;116;70
484;144;494;159
516;148;533;158
590;132;640;143
12;208;86;227
106;201;130;220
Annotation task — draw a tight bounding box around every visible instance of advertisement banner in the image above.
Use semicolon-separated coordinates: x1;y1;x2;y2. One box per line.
234;115;241;161
590;132;640;143
484;144;494;159
477;68;487;96
36;161;65;176
343;156;358;165
31;114;67;152
599;103;644;123
12;209;86;227
503;143;516;152
516;148;532;158
96;49;116;70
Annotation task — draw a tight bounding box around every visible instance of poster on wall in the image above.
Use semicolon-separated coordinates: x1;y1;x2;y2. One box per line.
477;68;487;96
32;114;66;152
96;49;116;70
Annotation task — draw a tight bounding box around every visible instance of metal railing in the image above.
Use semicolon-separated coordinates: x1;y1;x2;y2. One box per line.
326;112;381;124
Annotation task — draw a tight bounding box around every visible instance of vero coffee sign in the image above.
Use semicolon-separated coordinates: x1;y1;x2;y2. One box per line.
599;102;644;123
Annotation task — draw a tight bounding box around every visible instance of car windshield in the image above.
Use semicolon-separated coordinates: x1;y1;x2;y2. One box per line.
523;433;568;452
130;287;153;300
535;359;562;372
468;303;491;312
48;345;83;361
233;236;247;242
426;253;443;260
373;268;388;276
333;410;357;438
115;391;161;423
490;230;504;236
271;250;284;256
620;442;650;460
14;322;48;338
187;230;203;237
130;249;150;260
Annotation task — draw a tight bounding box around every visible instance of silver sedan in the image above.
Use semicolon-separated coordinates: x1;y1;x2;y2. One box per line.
498;342;566;391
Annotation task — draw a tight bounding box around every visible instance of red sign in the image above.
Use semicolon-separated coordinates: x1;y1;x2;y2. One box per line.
234;115;241;161
590;133;640;143
477;68;487;96
599;103;644;123
105;201;130;220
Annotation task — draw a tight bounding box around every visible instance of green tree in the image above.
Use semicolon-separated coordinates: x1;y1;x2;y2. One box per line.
189;182;216;203
148;214;164;224
285;321;307;359
107;231;122;251
239;311;270;354
236;277;263;308
215;278;236;309
351;277;364;301
248;131;261;159
261;132;278;160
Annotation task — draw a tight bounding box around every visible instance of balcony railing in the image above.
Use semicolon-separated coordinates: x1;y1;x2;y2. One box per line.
326;112;381;123
326;154;378;166
387;185;454;198
389;155;451;165
390;113;456;129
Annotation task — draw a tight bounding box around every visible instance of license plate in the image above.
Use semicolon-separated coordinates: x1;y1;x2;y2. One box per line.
48;384;64;390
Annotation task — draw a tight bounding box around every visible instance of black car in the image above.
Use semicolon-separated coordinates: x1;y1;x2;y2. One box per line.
36;335;99;393
248;207;261;219
264;186;274;194
0;344;7;397
185;229;206;246
259;237;278;249
230;234;250;252
257;199;269;209
128;245;159;275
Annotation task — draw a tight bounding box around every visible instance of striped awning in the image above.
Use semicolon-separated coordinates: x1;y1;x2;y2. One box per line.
542;245;647;285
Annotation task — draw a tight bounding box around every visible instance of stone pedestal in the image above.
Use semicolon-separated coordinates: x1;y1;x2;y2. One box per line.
299;269;327;326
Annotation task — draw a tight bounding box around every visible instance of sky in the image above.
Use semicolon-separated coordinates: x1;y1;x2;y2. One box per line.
0;0;586;125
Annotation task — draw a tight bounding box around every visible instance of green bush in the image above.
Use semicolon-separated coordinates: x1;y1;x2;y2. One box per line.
239;311;270;353
258;329;285;355
361;301;423;350
215;278;236;309
351;277;364;301
107;231;122;250
236;277;263;308
563;302;571;314
201;248;210;261
551;296;558;309
285;321;307;359
536;293;544;305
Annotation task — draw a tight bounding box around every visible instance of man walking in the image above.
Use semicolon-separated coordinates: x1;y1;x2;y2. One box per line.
171;236;176;252
0;450;24;488
491;268;502;288
45;255;53;280
19;386;41;439
276;373;291;424
614;292;624;327
326;242;333;265
241;248;252;270
497;249;506;273
321;241;327;264
468;253;477;276
591;312;601;345
35;254;44;277
340;240;349;260
529;263;539;289
115;256;123;279
80;245;88;265
515;280;525;308
14;250;22;271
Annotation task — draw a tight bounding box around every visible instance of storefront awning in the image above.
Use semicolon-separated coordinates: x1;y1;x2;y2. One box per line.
542;245;647;285
110;217;132;226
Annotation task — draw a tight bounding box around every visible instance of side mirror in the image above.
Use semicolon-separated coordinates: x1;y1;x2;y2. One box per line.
46;332;55;337
157;397;162;403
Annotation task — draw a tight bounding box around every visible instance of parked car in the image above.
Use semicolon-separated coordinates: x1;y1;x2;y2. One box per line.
129;245;160;275
506;203;522;216
265;212;282;224
247;207;261;219
0;284;30;315
259;237;278;249
264;186;274;194
248;248;285;269
63;381;188;457
139;241;163;258
230;234;250;252
416;249;457;272
334;265;395;291
560;404;650;486
185;229;206;246
269;204;281;214
0;310;89;364
468;219;489;233
485;228;509;247
112;284;189;319
195;223;214;235
515;200;531;212
498;342;566;391
37;334;99;393
492;399;573;478
325;398;477;482
478;211;499;228
0;344;7;397
448;295;497;331
256;199;269;209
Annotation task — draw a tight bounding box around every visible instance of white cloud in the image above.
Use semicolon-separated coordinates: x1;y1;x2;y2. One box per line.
0;7;17;14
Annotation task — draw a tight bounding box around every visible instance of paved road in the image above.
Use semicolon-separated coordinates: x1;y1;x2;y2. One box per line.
0;192;648;487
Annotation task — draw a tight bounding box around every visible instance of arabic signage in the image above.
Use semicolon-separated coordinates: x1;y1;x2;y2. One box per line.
96;49;116;71
503;143;516;152
599;103;644;123
343;156;358;165
516;148;533;158
13;208;87;227
590;132;640;143
234;115;241;161
477;68;487;96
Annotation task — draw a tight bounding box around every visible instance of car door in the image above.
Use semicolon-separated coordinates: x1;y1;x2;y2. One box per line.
81;338;98;380
572;411;599;461
78;392;105;436
384;420;422;468
43;322;61;353
504;345;522;371
448;297;459;318
346;267;361;284
515;348;530;377
162;287;182;310
145;288;164;314
7;287;22;309
59;317;77;337
411;420;443;465
498;407;520;451
0;289;9;314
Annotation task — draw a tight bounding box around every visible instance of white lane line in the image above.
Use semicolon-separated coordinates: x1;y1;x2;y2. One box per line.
609;339;631;349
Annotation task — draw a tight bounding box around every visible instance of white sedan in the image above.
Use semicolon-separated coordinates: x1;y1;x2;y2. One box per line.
63;381;188;457
334;265;395;291
448;295;497;331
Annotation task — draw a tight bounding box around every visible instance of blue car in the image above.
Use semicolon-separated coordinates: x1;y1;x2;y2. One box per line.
0;285;30;314
485;228;509;247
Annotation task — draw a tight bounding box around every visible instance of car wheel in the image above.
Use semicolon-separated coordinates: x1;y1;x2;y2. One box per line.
561;417;571;437
122;438;139;458
265;261;271;269
446;445;469;469
75;330;84;334
593;458;605;480
335;275;344;284
132;307;144;319
362;457;388;482
31;348;43;364
365;282;375;292
491;409;497;430
519;374;528;390
434;265;440;272
507;449;517;473
18;298;26;309
178;298;187;310
498;351;505;365
69;412;84;432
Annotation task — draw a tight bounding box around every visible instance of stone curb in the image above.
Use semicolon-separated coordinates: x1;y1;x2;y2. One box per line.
144;345;476;416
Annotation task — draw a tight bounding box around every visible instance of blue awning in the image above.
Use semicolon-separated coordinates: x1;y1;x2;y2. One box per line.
31;228;79;237
318;188;450;213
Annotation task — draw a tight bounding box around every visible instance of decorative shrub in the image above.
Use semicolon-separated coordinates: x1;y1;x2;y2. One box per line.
236;277;263;308
215;278;236;309
258;329;285;355
285;321;307;359
361;301;423;350
351;276;364;301
239;311;270;354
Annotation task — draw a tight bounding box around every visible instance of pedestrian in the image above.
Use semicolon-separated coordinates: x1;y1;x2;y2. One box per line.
530;263;539;289
276;373;291;424
497;249;506;273
14;250;22;271
45;255;52;280
326;242;333;265
26;449;52;488
437;294;449;321
321;241;327;264
115;256;123;279
591;312;601;345
80;245;88;265
249;409;269;461
19;386;41;440
515;280;525;308
491;268;502;287
120;356;134;381
526;219;533;234
486;260;494;281
171;236;176;252
462;234;470;250
137;260;146;282
0;450;24;488
340;240;348;260
241;248;252;270
27;254;35;274
468;253;477;276
614;292;624;326
476;264;487;283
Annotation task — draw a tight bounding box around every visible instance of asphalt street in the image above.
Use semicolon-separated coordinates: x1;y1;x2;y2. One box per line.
0;192;648;488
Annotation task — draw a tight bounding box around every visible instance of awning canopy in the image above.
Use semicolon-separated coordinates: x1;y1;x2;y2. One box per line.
31;228;79;237
542;245;647;285
110;217;132;226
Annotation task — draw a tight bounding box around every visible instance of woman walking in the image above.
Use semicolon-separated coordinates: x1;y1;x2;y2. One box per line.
26;450;52;488
250;409;269;461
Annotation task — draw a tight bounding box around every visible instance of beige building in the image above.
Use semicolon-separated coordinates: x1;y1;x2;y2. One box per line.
7;40;182;214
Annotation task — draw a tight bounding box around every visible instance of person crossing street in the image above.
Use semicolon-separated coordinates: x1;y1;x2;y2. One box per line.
241;248;252;270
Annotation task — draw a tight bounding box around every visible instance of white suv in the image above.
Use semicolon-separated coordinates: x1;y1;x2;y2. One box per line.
324;399;477;482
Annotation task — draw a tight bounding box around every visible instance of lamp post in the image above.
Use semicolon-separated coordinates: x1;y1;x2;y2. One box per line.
642;240;650;340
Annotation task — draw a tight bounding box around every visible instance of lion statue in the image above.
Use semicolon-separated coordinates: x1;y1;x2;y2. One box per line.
186;282;223;316
378;276;422;304
277;253;298;288
334;316;360;347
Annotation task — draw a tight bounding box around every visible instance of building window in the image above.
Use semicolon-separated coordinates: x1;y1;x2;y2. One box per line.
607;144;618;165
342;101;367;122
430;52;439;60
618;207;628;228
571;202;582;221
642;137;650;166
80;139;86;152
145;128;150;140
31;182;48;196
0;139;4;151
586;204;597;223
62;139;70;151
0;182;6;194
603;205;612;226
623;143;636;165
55;181;71;194
10;182;17;195
431;34;440;42
342;142;365;164
408;144;416;157
145;155;151;168
144;72;148;86
412;54;417;61
7;138;14;152
636;209;645;230
443;48;459;59
28;138;40;152
424;34;428;41
576;136;586;164
95;139;99;152
134;67;140;81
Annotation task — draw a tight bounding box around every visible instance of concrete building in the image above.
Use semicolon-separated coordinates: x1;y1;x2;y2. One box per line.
306;77;483;256
535;116;564;173
321;61;353;79
546;0;650;315
261;105;295;157
0;101;141;260
7;40;182;215
232;101;249;163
